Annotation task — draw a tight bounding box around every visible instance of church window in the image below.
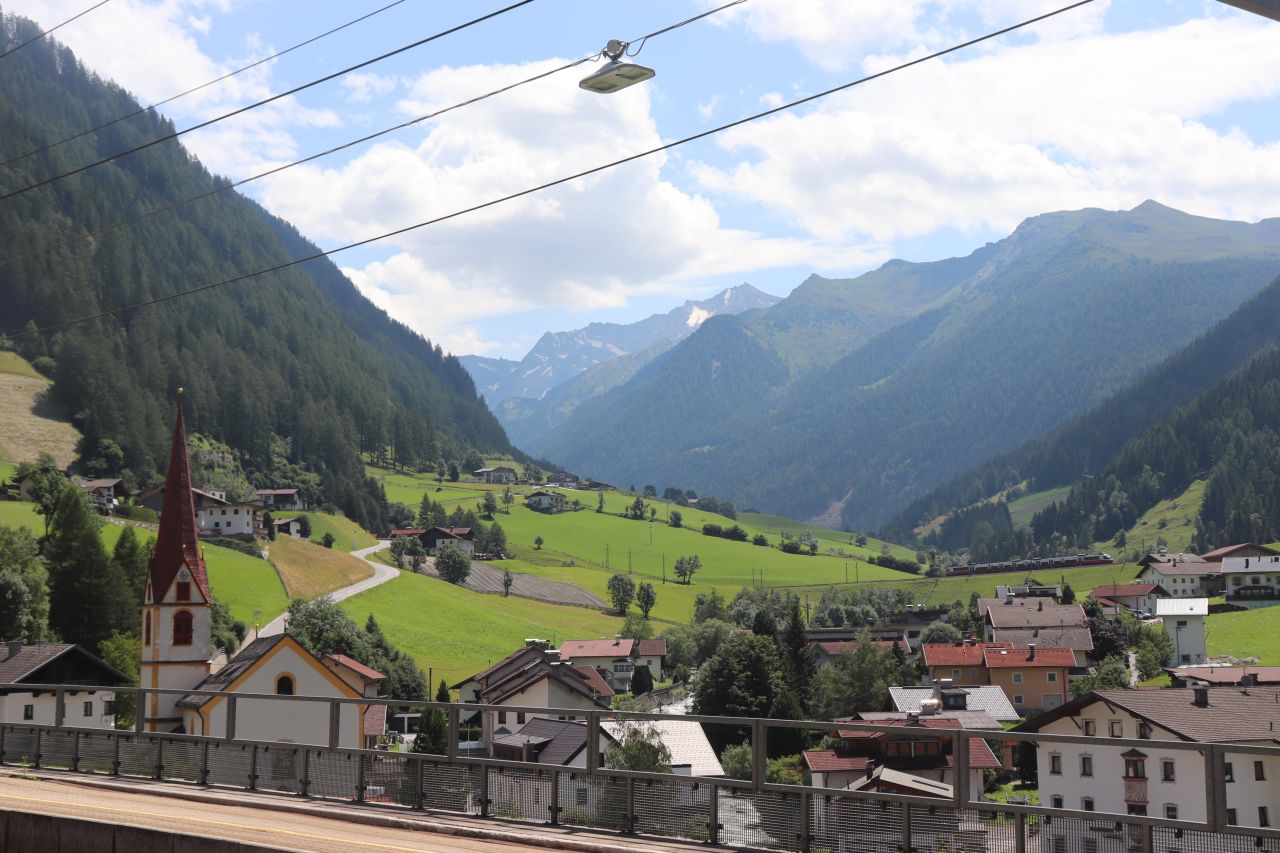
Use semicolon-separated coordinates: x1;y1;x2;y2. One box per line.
173;611;194;646
144;613;151;645
276;675;295;696
176;581;190;601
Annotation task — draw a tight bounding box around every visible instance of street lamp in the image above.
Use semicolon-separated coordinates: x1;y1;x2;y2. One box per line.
579;39;655;94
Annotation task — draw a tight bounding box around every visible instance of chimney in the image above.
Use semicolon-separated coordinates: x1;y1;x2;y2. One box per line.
865;759;877;779
1038;600;1044;611
1028;643;1037;661
6;640;21;660
1193;687;1209;708
1005;595;1014;605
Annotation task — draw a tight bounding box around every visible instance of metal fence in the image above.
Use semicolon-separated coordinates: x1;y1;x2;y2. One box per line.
6;682;1280;853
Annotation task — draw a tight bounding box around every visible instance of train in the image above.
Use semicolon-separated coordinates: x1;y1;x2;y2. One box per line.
944;553;1113;577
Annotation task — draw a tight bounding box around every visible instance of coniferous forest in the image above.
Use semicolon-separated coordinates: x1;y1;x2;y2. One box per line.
0;12;512;531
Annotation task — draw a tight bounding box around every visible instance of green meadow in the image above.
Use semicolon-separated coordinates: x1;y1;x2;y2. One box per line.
1207;605;1280;664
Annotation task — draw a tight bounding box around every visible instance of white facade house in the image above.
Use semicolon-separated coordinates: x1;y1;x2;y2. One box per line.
558;638;637;690
0;643;125;730
196;501;260;537
1222;553;1280;606
1136;554;1221;598
1018;687;1280;830
1155;598;1208;666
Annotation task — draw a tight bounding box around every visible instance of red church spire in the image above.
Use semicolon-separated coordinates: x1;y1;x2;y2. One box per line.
147;389;210;602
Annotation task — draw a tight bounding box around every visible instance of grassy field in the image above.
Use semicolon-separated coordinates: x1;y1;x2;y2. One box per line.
899;562;1141;607
0;352;43;379
1207;606;1280;663
0;461;14;484
1100;480;1205;555
268;534;373;599
206;544;291;629
0;500;41;532
305;511;376;552
1008;486;1072;528
339;571;622;685
0;353;80;468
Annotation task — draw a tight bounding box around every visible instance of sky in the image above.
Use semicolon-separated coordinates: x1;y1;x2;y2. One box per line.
7;0;1280;359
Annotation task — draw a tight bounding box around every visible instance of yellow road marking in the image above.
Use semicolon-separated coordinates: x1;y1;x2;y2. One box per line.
0;791;460;853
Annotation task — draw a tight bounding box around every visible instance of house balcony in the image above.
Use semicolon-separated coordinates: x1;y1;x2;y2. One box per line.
1123;777;1147;804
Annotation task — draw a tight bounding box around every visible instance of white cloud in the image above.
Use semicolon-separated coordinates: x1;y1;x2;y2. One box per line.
258;59;864;339
690;14;1280;244
342;72;399;103
697;94;723;120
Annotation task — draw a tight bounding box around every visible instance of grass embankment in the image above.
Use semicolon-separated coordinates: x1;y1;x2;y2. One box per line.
339;571;621;685
1207;606;1280;663
1100;480;1205;555
305;511;376;552
0;353;80;468
268;534;373;600
1007;486;1072;528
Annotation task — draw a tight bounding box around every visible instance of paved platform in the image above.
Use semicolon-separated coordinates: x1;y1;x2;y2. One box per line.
0;771;734;853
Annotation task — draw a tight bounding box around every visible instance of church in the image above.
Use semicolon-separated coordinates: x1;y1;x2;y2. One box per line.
140;392;375;750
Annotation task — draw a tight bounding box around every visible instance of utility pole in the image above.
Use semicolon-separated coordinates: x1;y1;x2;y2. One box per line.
662;555;666;584
628;548;632;573
845;561;848;585
605;544;610;570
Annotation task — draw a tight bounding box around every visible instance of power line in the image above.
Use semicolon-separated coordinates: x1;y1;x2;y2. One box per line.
0;0;409;169
0;0;113;62
0;0;747;269
4;0;1094;342
0;0;539;204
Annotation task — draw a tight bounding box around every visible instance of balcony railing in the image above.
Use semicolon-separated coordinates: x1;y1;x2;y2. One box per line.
5;681;1280;853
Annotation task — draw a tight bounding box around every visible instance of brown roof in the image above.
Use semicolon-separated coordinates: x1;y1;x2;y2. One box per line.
499;718;615;766
990;625;1094;652
1018;687;1280;743
560;638;635;659
983;646;1076;668
1201;543;1280;562
364;704;387;737
255;488;299;496
572;665;615;698
636;639;667;657
1090;583;1162;599
923;642;1010;668
0;643;127;686
982;599;1086;629
1139;554;1218;575
325;653;386;682
1165;666;1280;685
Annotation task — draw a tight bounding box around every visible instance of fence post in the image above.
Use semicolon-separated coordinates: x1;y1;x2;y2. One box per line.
356;752;367;802
1139;822;1154;853
111;731;121;775
1204;744;1225;832
549;768;560;825
751;719;766;792
953;732;970;806
33;728;41;769
707;782;720;846
585;711;599;773
414;758;425;811
327;701;340;750
480;765;490;818
71;730;80;772
134;687;145;735
901;803;912;853
299;748;310;797
225;696;237;742
154;737;164;780
54;688;65;728
1015;812;1026;853
800;790;812;853
447;706;459;761
0;724;7;765
625;775;636;834
247;744;258;790
199;739;210;785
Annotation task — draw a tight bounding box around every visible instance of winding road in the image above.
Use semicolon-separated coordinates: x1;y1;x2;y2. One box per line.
258;539;397;637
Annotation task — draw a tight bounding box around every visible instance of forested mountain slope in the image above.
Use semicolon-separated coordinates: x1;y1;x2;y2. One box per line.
883;271;1280;545
0;13;510;530
534;202;1280;530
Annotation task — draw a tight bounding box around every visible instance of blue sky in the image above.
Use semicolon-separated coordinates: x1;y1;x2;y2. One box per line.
9;0;1280;358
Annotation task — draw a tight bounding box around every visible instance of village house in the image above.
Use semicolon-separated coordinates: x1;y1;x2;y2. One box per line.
253;487;305;511
525;489;567;513
1154;598;1208;666
984;644;1074;712
492;717;616;766
806;625;915;654
1017;687;1280;829
634;638;666;681
811;637;911;668
921;640;1008;685
388;528;425;541
886;682;1020;724
272;516;307;538
418;526;475;557
1165;665;1280;688
988;624;1094;666
74;477;128;515
1136;552;1221;598
1202;543;1280;564
1221;548;1280;604
602;718;724;777
0;642;126;728
994;581;1061;599
141;394;369;776
548;472;579;486
979;596;1088;639
194;490;262;538
558;638;640;690
473;466;517;485
1089;582;1168;616
452;643;612;744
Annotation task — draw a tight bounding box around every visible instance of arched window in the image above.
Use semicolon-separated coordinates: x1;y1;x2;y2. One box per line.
144;612;151;646
172;610;193;646
276;675;294;696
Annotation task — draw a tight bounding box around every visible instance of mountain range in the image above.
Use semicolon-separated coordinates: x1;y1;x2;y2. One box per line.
513;202;1280;530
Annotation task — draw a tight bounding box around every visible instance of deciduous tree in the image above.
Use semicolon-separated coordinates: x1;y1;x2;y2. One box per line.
608;573;636;614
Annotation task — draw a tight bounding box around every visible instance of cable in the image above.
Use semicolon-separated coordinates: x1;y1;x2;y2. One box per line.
3;0;1094;342
0;0;749;269
0;0;113;62
0;0;408;169
0;0;538;204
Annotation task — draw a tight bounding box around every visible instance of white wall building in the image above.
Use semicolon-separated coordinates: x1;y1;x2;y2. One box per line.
1222;553;1280;605
1018;687;1280;830
1155;598;1208;666
0;643;124;730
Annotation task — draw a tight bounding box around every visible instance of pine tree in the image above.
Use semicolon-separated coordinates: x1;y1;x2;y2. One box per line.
44;489;120;650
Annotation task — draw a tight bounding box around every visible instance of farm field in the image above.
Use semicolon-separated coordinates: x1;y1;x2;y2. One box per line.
1007;486;1072;528
430;557;607;609
1100;480;1205;555
268;533;373;600
0;500;41;532
1206;606;1280;664
339;571;622;686
0;353;79;468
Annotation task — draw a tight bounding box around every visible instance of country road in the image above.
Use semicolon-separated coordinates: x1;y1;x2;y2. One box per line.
259;539;396;637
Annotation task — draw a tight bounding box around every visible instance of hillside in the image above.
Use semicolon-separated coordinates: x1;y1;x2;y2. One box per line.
0;11;511;531
533;202;1280;531
0;353;79;470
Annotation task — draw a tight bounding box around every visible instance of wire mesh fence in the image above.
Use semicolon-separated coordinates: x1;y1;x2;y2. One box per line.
487;766;554;823
633;776;712;841
558;772;630;832
76;731;116;774
205;741;253;789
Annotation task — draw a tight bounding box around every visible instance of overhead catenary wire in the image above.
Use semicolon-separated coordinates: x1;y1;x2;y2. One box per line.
0;0;749;269
0;0;113;63
0;0;409;169
0;0;539;204
4;0;1094;343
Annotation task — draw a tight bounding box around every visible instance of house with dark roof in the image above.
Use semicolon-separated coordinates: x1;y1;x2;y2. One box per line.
1201;543;1280;563
253;487;304;510
1221;549;1280;604
525;490;567;513
1017;687;1280;828
473;466;517;485
989;625;1094;666
0;641;127;729
801;717;1000;794
493;717;616;766
1136;552;1221;598
74;477;128;515
1089;583;1167;615
1165;665;1280;688
420;526;475;557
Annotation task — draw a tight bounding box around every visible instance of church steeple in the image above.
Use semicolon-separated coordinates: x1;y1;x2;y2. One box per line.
146;388;209;603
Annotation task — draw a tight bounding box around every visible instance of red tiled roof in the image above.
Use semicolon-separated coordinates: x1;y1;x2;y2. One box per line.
390;528;425;536
983;646;1076;668
326;653;386;682
572;665;615;697
1090;583;1160;599
364;704;387;737
636;639;667;657
803;750;872;772
147;395;210;603
560;638;635;659
923;642;1009;667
